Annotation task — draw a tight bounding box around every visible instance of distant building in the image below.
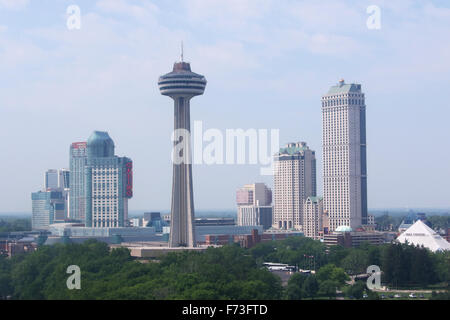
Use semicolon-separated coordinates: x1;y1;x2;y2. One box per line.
44;168;70;219
236;183;273;230
195;218;235;226
84;131;133;228
69;142;87;221
273;142;316;230
303;197;323;240
31;190;66;230
322;80;368;231
45;169;59;190
367;214;375;226
58;169;70;189
129;218;142;227
204;229;304;248
45;223;158;245
323;226;383;248
398;211;426;233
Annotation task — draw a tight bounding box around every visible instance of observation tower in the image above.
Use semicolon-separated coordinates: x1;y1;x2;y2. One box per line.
158;49;207;247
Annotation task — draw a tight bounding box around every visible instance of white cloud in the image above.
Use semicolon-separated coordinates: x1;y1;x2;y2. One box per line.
96;0;159;22
0;0;29;10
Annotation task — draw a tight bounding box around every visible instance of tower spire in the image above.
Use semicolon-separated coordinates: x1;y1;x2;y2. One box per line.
181;41;184;62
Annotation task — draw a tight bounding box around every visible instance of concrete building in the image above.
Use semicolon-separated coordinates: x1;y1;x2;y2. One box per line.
236;183;273;230
323;226;383;248
322;80;368;231
158;54;207;247
303;197;323;240
84;131;133;228
69;142;87;221
205;229;304;248
273;142;316;230
31;190;66;230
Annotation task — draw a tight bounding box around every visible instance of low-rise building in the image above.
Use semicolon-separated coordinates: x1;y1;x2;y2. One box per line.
323;226;383;248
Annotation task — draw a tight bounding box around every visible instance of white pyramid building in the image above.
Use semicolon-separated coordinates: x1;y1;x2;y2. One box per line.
396;220;450;252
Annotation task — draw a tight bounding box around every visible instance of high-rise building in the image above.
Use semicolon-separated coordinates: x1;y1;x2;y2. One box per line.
45;169;70;190
45;169;59;190
158;55;207;247
273;142;316;230
236;183;273;230
69;142;87;221
84;131;133;228
31;190;65;230
303;196;324;240
58;169;70;189
322;79;368;231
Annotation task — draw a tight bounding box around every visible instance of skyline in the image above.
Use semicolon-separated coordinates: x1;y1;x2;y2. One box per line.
1;0;450;212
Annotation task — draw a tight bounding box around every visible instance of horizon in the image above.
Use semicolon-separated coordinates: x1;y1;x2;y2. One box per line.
1;0;450;212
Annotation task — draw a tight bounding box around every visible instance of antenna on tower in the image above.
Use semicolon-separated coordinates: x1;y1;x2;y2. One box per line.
181;41;184;62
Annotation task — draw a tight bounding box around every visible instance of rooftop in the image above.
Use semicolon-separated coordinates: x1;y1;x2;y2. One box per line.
326;79;362;95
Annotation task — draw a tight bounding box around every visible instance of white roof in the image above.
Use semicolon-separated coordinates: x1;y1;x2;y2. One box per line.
396;220;450;252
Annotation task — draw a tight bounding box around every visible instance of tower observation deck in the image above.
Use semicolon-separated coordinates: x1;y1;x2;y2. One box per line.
158;58;207;248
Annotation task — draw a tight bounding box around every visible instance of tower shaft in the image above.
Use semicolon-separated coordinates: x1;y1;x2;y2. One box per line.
170;97;196;247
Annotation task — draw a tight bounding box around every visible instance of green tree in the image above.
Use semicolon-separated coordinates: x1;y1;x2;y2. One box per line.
316;264;349;286
302;275;319;299
286;273;308;300
344;281;366;299
341;250;368;275
319;280;338;299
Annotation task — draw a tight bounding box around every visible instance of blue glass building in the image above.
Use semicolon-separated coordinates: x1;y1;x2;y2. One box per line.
31;190;65;230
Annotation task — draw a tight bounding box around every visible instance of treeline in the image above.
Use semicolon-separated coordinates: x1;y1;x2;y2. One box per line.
250;237;450;288
0;237;449;300
0;240;282;300
0;218;31;233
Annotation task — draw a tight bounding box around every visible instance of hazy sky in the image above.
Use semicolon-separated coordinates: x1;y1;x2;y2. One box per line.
1;0;450;213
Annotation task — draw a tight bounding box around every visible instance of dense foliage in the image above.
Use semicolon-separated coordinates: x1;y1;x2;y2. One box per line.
0;218;31;233
0;235;448;300
427;216;450;231
0;240;282;300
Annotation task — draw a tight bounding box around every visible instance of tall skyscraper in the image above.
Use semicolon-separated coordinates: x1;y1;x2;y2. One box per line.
158;55;207;247
84;131;133;228
45;169;59;190
58;169;70;189
69;142;87;221
273;142;316;230
31;190;65;230
236;183;273;230
322;79;368;231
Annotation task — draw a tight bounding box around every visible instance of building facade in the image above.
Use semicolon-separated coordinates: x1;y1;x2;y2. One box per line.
303;197;323;240
84;131;133;228
322;80;368;231
69;142;87;221
45;169;59;190
323;227;383;248
31;190;65;230
236;183;273;230
273;142;316;230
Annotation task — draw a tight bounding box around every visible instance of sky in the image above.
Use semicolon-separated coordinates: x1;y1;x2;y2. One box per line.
0;0;450;213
